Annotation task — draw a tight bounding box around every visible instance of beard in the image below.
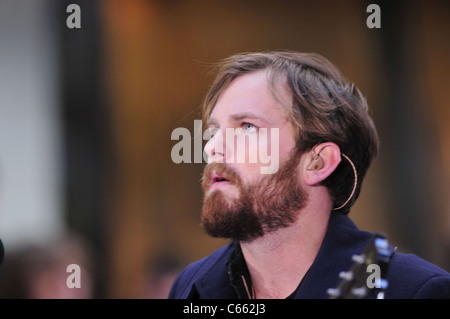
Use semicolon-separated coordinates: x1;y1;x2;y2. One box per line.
200;150;308;243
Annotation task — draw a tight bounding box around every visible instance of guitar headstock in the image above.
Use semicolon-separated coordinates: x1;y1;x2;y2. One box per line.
327;232;395;299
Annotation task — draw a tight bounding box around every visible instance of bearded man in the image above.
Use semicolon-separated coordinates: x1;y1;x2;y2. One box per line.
168;51;450;299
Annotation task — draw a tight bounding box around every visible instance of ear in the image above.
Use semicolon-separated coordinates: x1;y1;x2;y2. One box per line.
303;142;341;186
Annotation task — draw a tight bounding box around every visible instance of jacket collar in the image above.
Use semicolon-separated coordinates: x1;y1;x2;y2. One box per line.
190;212;372;299
191;242;238;298
295;212;372;298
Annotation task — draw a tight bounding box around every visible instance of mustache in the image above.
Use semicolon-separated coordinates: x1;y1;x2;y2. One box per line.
201;162;242;192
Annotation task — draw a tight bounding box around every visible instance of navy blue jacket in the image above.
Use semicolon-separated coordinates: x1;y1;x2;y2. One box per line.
169;212;450;299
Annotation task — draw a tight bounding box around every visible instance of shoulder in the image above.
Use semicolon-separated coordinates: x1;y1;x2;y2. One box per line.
168;242;235;299
387;252;450;298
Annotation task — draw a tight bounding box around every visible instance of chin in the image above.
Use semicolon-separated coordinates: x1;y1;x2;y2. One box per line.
207;186;239;201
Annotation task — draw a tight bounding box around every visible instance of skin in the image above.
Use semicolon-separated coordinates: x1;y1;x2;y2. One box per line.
204;70;342;299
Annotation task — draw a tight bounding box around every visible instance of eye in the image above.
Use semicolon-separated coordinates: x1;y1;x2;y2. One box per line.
242;122;257;133
206;127;219;138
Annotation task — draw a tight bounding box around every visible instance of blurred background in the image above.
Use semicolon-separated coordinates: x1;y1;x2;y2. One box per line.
0;0;448;298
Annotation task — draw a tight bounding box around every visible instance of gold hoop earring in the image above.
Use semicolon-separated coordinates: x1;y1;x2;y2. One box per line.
333;153;358;211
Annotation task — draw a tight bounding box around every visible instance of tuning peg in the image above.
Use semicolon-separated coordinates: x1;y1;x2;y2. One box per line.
351;286;367;298
374;278;389;290
339;271;354;281
351;254;364;264
376;291;385;299
375;237;395;258
375;237;388;249
327;288;341;298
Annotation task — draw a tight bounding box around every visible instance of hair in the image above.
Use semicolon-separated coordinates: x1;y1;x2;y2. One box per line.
201;51;379;214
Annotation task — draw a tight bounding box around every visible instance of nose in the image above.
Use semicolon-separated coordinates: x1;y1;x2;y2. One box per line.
204;128;226;163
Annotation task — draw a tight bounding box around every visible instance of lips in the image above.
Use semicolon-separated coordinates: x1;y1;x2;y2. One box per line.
201;164;239;195
210;171;231;185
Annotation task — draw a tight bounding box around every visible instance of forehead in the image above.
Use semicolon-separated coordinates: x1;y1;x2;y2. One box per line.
208;70;291;126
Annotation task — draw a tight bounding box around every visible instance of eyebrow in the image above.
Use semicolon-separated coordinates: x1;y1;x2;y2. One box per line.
207;111;271;127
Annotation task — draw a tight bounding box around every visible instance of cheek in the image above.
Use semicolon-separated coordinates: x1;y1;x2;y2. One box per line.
259;127;295;156
227;128;296;177
277;127;297;157
228;134;260;164
232;130;276;164
230;162;261;186
256;129;270;155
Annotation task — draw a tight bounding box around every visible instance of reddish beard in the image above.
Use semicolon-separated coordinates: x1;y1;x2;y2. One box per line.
200;151;308;242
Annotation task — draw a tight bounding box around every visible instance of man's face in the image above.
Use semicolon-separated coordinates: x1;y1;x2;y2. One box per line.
201;71;308;242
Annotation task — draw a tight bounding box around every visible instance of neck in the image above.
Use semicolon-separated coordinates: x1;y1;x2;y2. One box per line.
240;191;332;299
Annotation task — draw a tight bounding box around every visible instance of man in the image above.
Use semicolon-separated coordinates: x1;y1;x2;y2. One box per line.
169;51;450;299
